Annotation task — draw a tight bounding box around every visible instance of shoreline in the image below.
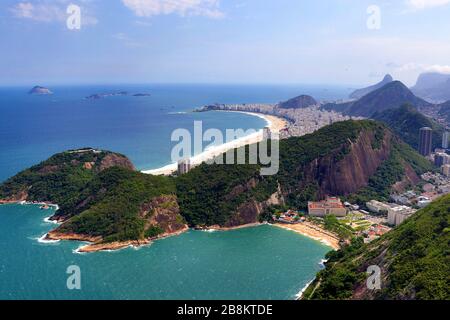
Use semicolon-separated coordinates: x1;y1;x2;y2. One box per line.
45;226;190;253
142;111;288;176
196;222;266;232
272;222;341;250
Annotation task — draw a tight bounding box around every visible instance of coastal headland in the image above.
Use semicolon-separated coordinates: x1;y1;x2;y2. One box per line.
46;226;190;253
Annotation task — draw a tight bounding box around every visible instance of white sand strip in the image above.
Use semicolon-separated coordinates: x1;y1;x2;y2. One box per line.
142;112;287;176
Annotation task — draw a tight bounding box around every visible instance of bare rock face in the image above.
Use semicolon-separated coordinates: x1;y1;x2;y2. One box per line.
285;129;395;199
392;162;420;193
98;153;135;172
140;195;187;235
224;184;285;228
316;130;392;197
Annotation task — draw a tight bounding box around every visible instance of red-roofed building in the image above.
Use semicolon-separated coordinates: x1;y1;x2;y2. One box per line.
308;197;347;217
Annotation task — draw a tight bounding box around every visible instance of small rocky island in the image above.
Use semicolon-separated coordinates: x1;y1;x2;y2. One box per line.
85;91;151;100
29;86;52;95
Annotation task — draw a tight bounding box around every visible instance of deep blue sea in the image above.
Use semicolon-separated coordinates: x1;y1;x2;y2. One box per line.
0;84;349;300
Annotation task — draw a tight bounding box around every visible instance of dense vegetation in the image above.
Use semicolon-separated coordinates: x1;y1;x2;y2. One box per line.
303;194;450;300
0;149;121;208
323;215;354;239
176;148;278;227
373;103;444;150
59;167;177;243
0;149;181;244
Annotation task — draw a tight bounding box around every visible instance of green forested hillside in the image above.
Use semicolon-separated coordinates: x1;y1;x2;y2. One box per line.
0;149;133;210
302;194;450;300
0;149;183;244
373;104;444;150
0;121;433;243
58;167;178;243
176;120;431;226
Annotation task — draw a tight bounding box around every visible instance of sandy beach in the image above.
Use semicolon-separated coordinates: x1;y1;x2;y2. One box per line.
272;222;341;250
142;111;288;176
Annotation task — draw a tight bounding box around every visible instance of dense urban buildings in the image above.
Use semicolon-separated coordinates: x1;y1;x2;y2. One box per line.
435;152;450;166
198;104;357;139
418;127;433;156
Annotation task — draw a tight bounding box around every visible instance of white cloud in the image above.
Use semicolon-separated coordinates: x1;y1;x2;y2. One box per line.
11;2;66;22
10;1;97;26
113;33;147;47
122;0;224;19
392;63;450;75
424;65;450;74
405;0;450;10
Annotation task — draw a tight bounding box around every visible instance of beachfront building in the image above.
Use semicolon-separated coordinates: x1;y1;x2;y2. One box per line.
177;159;191;175
308;197;347;217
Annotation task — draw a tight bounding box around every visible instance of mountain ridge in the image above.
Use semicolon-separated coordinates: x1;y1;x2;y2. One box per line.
323;81;432;118
349;74;393;100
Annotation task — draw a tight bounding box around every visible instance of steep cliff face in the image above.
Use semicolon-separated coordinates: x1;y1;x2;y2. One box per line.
302;130;392;198
99;153;135;172
224;184;285;228
142;195;188;235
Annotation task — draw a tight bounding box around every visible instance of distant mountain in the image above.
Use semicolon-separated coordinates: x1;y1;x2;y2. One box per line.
437;100;450;123
411;72;450;102
373;104;444;150
278;95;318;109
302;194;450;300
323;81;432;118
349;74;393;100
29;86;52;95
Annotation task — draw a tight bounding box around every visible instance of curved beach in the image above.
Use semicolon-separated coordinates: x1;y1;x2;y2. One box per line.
272;223;341;250
142;112;288;176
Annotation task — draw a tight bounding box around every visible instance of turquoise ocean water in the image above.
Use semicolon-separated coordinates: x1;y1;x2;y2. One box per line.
0;84;349;300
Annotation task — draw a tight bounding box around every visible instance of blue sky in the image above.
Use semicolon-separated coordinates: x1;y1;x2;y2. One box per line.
1;0;450;86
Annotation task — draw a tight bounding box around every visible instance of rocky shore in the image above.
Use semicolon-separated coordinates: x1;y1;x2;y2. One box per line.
46;226;190;253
